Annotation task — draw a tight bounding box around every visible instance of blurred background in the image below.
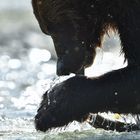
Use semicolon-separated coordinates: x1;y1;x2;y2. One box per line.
0;1;58;139
0;1;135;140
0;0;57;112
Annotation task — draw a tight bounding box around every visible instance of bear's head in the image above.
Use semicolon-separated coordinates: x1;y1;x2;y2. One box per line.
32;0;96;75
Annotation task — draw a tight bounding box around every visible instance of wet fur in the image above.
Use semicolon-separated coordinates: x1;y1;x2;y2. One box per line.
32;0;140;131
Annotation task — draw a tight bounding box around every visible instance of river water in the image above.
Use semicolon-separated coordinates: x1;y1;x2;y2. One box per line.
0;2;140;140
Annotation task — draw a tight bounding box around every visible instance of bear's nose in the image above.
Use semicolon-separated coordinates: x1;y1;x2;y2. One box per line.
57;60;70;76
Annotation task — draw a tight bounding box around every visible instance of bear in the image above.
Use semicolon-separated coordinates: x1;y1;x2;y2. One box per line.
32;0;140;132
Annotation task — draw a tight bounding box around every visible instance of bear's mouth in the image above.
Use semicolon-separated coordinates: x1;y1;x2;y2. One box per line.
56;57;85;76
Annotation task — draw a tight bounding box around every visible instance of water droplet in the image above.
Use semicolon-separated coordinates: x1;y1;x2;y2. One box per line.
74;47;79;51
91;5;94;8
38;0;42;5
81;41;85;44
65;50;69;54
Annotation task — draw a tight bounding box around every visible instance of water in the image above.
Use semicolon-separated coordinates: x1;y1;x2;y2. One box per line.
0;3;140;140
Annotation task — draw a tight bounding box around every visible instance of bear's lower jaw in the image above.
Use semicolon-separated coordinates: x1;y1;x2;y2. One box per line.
57;60;85;76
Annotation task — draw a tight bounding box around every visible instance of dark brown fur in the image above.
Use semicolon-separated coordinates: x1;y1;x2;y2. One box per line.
32;0;140;131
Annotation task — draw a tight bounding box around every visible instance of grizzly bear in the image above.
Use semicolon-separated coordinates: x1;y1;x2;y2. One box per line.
32;0;140;131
